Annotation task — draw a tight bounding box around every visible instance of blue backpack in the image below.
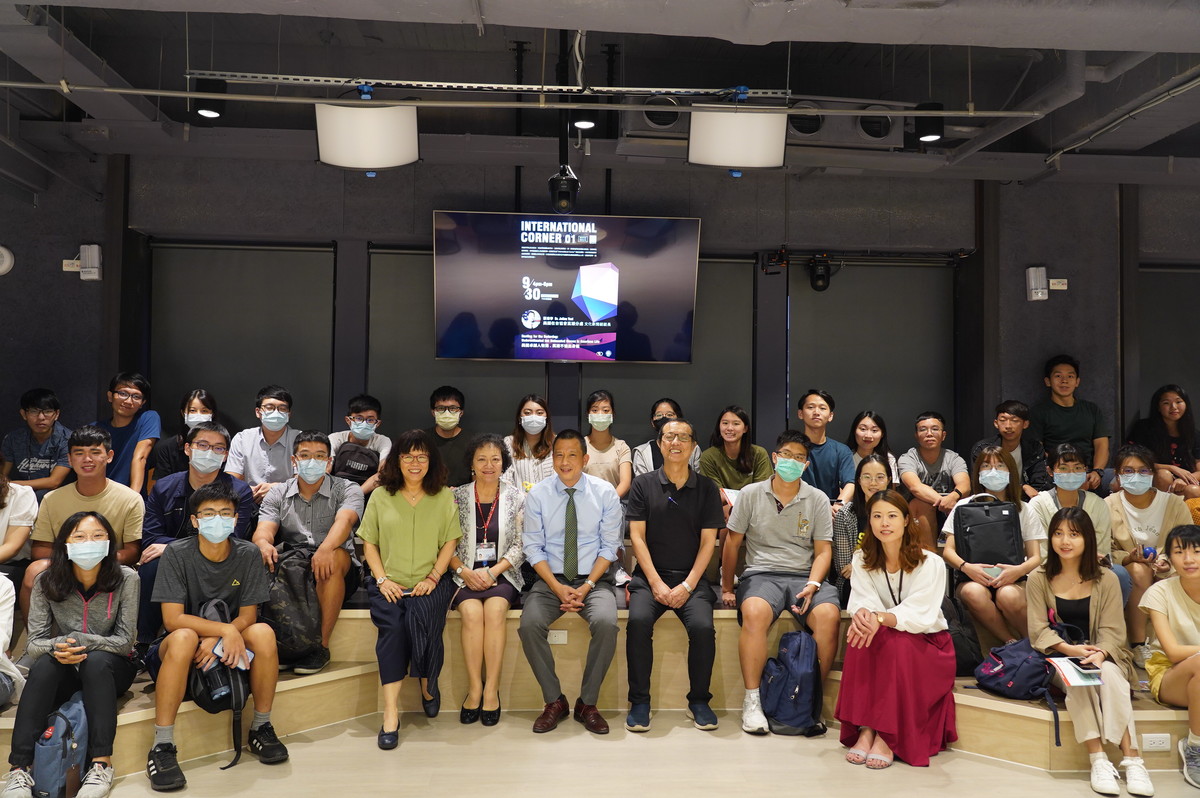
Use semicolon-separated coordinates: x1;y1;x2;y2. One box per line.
32;690;89;798
974;638;1061;745
759;630;826;736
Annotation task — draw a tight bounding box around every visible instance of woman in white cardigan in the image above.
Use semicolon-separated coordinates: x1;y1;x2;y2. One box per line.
835;489;956;769
448;433;525;727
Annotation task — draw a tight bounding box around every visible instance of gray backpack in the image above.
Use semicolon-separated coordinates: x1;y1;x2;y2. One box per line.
32;690;88;798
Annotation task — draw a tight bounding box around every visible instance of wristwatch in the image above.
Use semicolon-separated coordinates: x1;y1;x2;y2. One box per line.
876;613;886;626
584;579;596;589
375;575;387;586
455;565;464;576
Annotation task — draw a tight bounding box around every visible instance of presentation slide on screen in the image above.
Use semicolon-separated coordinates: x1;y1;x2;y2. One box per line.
433;212;701;363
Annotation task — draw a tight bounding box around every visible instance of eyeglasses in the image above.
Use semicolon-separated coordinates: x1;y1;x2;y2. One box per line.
113;390;144;403
190;442;228;454
1119;468;1154;477
25;409;58;418
67;532;109;542
433;406;462;414
917;426;944;434
859;474;890;484
662;433;693;442
348;416;379;426
196;509;236;519
774;451;807;461
296;454;329;462
259;403;290;413
400;454;430;464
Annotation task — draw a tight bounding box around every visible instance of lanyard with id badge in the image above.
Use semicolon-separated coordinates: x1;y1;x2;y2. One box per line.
475;486;499;565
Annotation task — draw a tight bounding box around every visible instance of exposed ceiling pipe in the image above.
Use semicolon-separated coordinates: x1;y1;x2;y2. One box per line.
947;50;1085;165
1085;52;1154;83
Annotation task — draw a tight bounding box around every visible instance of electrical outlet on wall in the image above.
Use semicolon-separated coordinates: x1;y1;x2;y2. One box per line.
1142;733;1171;751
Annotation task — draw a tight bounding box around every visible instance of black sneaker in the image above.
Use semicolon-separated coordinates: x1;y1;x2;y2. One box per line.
292;646;330;675
146;743;186;792
248;723;289;764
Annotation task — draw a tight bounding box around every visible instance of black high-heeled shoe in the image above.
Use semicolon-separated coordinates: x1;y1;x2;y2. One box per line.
460;700;480;724
480;700;501;727
377;726;399;749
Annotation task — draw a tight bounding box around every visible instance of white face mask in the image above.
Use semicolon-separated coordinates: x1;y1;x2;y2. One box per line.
185;413;213;430
588;413;613;431
520;415;547;434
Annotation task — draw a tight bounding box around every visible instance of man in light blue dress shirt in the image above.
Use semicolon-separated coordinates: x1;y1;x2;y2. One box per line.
519;429;623;735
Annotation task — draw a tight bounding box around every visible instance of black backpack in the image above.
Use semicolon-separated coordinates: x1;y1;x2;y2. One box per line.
259;547;323;664
330;443;380;486
952;494;1025;581
941;592;983;676
187;599;251;769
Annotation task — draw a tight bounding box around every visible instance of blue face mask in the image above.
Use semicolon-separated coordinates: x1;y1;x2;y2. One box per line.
190;448;224;474
197;515;235;544
349;420;376;440
774;457;806;483
1121;473;1153;496
979;469;1010;492
296;458;328;485
66;540;109;571
1054;471;1087;491
260;409;289;432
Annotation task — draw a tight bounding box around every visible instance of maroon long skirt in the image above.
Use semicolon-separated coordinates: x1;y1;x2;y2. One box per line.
835;626;957;767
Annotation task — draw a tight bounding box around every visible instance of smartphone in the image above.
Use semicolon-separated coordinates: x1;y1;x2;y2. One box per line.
982;566;1003;578
212;640;255;670
1069;656;1100;671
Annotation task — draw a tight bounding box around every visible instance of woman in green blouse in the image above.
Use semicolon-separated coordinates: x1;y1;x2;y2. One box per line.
358;430;461;750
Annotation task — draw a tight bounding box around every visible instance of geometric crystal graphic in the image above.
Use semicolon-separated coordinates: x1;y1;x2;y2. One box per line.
571;262;620;322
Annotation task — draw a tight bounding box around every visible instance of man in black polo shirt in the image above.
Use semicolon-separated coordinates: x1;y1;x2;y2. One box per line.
624;418;723;733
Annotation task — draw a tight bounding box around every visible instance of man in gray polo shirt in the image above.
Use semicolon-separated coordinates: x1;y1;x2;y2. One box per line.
252;430;364;674
722;429;840;735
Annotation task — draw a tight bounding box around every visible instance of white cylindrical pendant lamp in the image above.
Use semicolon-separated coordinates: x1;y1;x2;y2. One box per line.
315;104;419;169
687;104;788;168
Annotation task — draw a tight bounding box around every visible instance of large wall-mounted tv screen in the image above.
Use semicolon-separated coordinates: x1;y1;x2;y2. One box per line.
434;211;701;363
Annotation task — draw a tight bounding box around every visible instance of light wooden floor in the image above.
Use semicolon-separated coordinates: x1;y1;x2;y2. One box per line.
109;711;1199;798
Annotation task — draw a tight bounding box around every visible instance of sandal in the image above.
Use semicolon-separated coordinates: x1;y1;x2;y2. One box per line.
845;748;868;765
865;753;893;770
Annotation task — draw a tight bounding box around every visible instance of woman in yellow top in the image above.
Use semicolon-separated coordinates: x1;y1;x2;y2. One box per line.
1107;443;1192;660
358;430;461;750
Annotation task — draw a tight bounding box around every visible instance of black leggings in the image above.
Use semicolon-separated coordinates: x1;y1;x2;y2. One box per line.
8;651;137;766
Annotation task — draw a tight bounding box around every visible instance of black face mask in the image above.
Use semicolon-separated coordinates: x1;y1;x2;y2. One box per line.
652;416;671;432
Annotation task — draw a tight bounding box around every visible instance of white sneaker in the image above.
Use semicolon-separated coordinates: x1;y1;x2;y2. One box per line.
1134;645;1151;670
1121;757;1155;797
76;762;114;798
741;691;769;735
1090;758;1121;796
2;768;34;798
614;566;632;587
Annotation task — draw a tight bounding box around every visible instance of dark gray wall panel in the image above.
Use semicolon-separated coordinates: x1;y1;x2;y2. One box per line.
1139;186;1200;262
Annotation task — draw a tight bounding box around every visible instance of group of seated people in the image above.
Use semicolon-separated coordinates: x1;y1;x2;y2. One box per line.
3;352;1200;796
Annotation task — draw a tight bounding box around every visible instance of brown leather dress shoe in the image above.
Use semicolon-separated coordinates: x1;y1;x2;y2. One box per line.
573;698;610;734
532;695;570;733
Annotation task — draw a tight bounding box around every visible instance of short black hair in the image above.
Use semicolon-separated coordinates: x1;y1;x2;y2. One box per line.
1114;443;1155;471
798;389;835;412
1047;442;1086;469
68;425;112;450
656;417;694;442
1044;354;1080;380
585;390;615;412
995;400;1030;420
649;397;683;419
19;388;60;412
465;432;512;473
915;411;947;429
293;430;331;454
108;371;151;404
430;386;465;410
775;428;811;455
186;421;231;446
347;393;383;416
256;384;293;408
189;479;239;515
1165;524;1200;557
553;428;587;453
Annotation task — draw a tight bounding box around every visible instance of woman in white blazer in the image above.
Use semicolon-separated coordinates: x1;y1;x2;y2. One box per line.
448;433;525;727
